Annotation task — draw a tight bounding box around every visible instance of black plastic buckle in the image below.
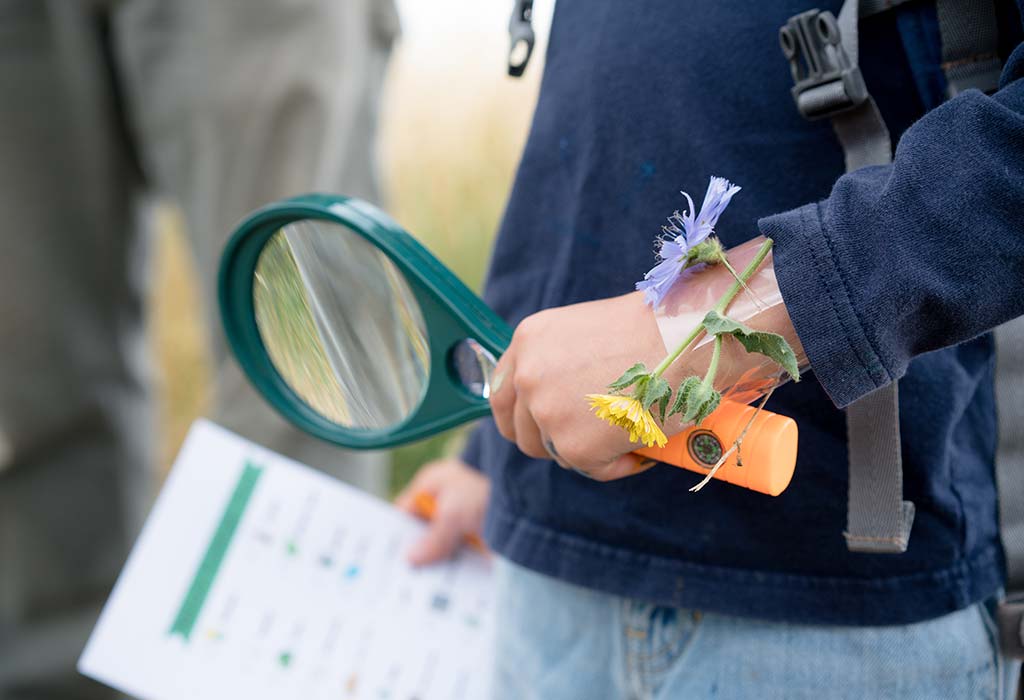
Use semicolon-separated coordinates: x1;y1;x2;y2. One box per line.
779;10;868;120
508;0;535;78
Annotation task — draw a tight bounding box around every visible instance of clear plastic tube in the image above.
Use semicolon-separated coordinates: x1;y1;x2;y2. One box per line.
653;236;808;406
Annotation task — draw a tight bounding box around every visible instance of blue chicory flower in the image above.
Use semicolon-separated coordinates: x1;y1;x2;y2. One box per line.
636;176;741;307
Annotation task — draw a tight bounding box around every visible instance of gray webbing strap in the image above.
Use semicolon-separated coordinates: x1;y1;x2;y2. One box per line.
995;318;1024;661
832;0;894;171
830;100;892;171
996;317;1024;590
844;384;916;552
997;593;1024;662
936;0;1003;96
832;0;915;554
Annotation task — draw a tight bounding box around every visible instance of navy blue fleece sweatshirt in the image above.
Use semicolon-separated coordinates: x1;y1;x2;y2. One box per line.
463;0;1024;625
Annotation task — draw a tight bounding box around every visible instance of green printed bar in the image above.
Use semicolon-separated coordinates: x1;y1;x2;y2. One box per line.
169;461;263;640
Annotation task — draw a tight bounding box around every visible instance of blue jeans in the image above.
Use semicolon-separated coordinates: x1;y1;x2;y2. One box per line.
490;558;1021;700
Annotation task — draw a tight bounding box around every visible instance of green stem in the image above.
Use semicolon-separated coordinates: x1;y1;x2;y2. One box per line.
703;335;723;387
651;237;774;378
652;324;703;377
713;238;774;314
720;255;756;301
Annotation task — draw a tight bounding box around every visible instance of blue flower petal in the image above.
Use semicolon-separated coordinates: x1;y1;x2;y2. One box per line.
637;238;688;307
685;176;741;247
636;176;742;308
636;256;681;307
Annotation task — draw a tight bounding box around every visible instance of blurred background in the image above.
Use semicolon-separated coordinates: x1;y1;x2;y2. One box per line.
152;0;552;493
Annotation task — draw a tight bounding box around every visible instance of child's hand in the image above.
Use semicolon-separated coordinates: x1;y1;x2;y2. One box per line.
487;247;802;481
395;458;490;566
489;291;670;481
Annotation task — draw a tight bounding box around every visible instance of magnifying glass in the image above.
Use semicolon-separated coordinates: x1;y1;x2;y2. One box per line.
218;195;798;495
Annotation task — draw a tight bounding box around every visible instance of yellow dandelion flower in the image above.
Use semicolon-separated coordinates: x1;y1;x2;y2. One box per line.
586;394;668;448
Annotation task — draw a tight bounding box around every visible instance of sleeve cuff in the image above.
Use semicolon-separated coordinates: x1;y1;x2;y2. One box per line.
758;201;895;409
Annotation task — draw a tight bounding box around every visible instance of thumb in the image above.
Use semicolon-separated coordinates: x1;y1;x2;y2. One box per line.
407;516;464;567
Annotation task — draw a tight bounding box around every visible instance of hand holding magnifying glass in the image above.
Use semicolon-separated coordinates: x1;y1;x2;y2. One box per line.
218;196;801;496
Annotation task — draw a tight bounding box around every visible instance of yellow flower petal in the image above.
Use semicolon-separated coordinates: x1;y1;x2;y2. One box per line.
586;394;668;448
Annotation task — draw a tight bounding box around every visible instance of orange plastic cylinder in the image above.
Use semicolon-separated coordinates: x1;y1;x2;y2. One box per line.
635;401;798;496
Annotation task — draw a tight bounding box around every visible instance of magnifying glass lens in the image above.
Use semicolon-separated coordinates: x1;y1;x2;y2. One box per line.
253;221;430;431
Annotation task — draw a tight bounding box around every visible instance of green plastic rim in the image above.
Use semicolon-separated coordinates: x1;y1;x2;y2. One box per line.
218;194;513;450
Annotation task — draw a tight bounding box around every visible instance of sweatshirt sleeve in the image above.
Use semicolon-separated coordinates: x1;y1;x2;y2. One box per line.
760;54;1024;409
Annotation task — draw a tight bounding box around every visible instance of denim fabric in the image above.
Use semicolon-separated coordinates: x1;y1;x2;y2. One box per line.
490;559;1022;700
464;0;1024;626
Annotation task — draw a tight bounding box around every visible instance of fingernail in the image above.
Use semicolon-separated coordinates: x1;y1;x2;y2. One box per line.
572;468;596;480
639;459;658;469
492;369;506;394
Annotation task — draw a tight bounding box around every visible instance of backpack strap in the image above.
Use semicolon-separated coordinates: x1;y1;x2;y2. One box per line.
781;0;914;553
995;317;1024;660
836;0;917;550
781;0;1007;555
783;0;1020;669
844;385;916;552
996;318;1024;591
935;0;1003;96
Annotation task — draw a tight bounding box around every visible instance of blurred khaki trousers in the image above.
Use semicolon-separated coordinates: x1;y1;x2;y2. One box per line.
0;1;397;697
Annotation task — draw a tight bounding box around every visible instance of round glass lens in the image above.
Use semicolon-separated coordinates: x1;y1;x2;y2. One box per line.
253;220;429;431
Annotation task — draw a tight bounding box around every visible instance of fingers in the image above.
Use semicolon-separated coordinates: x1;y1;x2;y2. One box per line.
513;397;547;459
395;460;491;566
542;435;573;470
394;462;445;512
408;518;465;566
491;355;546;459
490;355;516;443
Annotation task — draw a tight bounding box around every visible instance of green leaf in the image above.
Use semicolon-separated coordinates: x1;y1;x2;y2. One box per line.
682;382;721;425
701;309;750;336
669;376;702;418
631;375;650;401
701;311;801;381
608;362;650;391
639;376;670;413
689;388;721;426
657;391;671;424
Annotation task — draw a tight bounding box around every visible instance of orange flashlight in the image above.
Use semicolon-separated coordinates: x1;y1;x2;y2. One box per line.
636;401;798;496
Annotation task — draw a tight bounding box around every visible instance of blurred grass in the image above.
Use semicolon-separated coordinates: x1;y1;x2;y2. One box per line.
151;34;540;493
150;205;213;473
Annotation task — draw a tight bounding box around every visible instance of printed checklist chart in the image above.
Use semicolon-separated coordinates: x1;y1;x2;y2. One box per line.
79;420;494;700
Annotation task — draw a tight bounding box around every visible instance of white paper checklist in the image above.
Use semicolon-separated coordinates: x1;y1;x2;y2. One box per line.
79;420;494;700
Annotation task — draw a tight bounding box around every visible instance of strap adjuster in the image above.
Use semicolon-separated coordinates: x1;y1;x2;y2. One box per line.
779;10;868;121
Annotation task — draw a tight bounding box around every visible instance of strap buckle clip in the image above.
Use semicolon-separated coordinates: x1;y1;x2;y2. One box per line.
508;0;535;78
779;10;868;120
